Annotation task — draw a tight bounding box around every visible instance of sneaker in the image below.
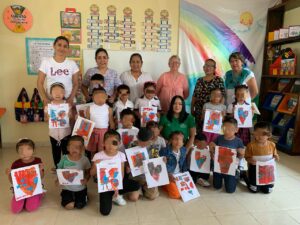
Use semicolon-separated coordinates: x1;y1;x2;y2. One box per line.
197;178;210;187
112;195;127;206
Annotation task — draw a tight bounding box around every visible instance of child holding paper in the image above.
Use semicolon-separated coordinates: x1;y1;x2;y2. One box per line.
188;133;211;187
56;135;91;210
209;116;244;193
44;82;71;171
146;121;166;157
86;87;115;160
245;122;279;194
90;130;140;215
127;128;160;200
202;87;226;143
6;138;44;214
160;131;188;199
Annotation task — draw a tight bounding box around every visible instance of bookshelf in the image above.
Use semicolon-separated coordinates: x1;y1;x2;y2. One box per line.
259;0;300;155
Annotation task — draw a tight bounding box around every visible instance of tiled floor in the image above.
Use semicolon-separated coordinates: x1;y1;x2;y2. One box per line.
1;146;300;225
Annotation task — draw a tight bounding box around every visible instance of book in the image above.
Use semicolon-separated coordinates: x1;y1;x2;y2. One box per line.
270;95;282;108
287;97;298;112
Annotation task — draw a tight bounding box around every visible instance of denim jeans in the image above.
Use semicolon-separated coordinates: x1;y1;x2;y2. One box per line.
213;172;237;193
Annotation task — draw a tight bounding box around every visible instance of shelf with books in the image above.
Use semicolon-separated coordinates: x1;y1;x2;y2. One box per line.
262;75;300;79
262;93;283;111
267;36;300;46
277;93;298;114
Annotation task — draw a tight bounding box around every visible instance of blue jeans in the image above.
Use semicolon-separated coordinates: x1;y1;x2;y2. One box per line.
213;172;237;193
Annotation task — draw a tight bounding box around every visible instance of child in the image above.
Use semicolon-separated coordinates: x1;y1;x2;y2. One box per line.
117;108;139;151
44;82;71;171
128;128;159;200
114;84;134;128
202;87;226;143
209;116;244;193
86;87;115;160
146;121;166;158
134;81;161;126
57;135;91;209
6;138;44;214
245;122;279;194
159;131;188;199
188;133;211;187
85;73;105;103
227;85;252;146
90;130;140;216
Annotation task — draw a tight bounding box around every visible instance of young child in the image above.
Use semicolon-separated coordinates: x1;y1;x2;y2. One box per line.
86;87;115;160
202;87;226;143
188;133;211;187
86;73;105;103
134;81;161;126
117;108;139;151
146;121;166;158
127;128;159;200
56;135;90;209
209;116;244;193
44;82;71;171
90;130;140;216
227;85;252;146
6;138;44;214
160;131;188;199
114;84;134;128
245;122;279;194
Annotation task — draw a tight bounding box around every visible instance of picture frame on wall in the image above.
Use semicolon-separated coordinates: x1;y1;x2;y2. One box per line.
60;11;81;29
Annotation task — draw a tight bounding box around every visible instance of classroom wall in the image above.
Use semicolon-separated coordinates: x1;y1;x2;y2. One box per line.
283;7;300;73
0;0;179;146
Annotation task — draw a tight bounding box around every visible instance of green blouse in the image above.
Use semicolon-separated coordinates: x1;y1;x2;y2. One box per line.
159;114;196;141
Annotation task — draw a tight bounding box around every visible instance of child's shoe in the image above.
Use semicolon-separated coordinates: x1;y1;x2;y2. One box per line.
197;178;210;187
113;195;127;206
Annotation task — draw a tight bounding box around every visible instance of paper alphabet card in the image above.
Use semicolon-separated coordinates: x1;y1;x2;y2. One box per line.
96;159;123;193
140;106;158;127
174;172;200;202
72;116;95;147
234;104;253;128
48;103;70;128
143;157;169;188
190;148;211;174
213;146;237;176
11;164;43;201
125;146;149;177
256;159;276;186
57;169;83;185
203;109;222;134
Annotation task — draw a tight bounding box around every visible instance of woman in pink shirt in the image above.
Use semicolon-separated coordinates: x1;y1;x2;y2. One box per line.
156;55;189;113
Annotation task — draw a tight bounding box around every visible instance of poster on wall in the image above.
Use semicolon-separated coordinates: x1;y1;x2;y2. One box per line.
25;38;55;75
3;5;33;33
87;4;103;49
60;11;81;29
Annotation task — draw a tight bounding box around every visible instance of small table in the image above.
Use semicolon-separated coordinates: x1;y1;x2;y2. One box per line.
0;108;7;148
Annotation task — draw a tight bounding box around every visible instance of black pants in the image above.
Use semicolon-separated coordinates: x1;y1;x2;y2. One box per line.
189;170;210;183
61;188;88;209
248;165;274;194
99;177;140;216
50;135;70;168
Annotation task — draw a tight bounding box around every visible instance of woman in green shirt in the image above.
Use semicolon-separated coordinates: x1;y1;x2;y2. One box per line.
159;95;196;149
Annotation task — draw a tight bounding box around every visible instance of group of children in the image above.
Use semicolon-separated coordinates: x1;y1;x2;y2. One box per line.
6;72;279;216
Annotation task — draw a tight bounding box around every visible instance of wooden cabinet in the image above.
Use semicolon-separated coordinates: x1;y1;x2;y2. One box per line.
259;0;300;155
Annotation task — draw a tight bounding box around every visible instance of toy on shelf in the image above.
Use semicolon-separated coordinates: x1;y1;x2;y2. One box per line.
280;48;296;75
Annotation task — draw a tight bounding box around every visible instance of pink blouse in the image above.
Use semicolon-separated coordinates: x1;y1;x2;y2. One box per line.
156;71;189;112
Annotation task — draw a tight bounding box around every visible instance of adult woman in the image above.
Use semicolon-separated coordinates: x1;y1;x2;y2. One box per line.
159;95;196;149
191;59;225;132
224;52;258;106
120;53;153;103
37;36;79;105
156;55;189;112
82;48;122;103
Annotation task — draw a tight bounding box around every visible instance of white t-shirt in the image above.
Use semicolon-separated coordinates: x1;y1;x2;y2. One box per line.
173;151;181;174
119;71;153;103
92;150;127;163
113;99;134;128
134;96;161;111
39;57;79;98
89;103;110;128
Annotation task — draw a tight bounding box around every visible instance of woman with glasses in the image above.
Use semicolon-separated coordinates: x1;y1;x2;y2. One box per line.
191;59;225;133
156;55;189;113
